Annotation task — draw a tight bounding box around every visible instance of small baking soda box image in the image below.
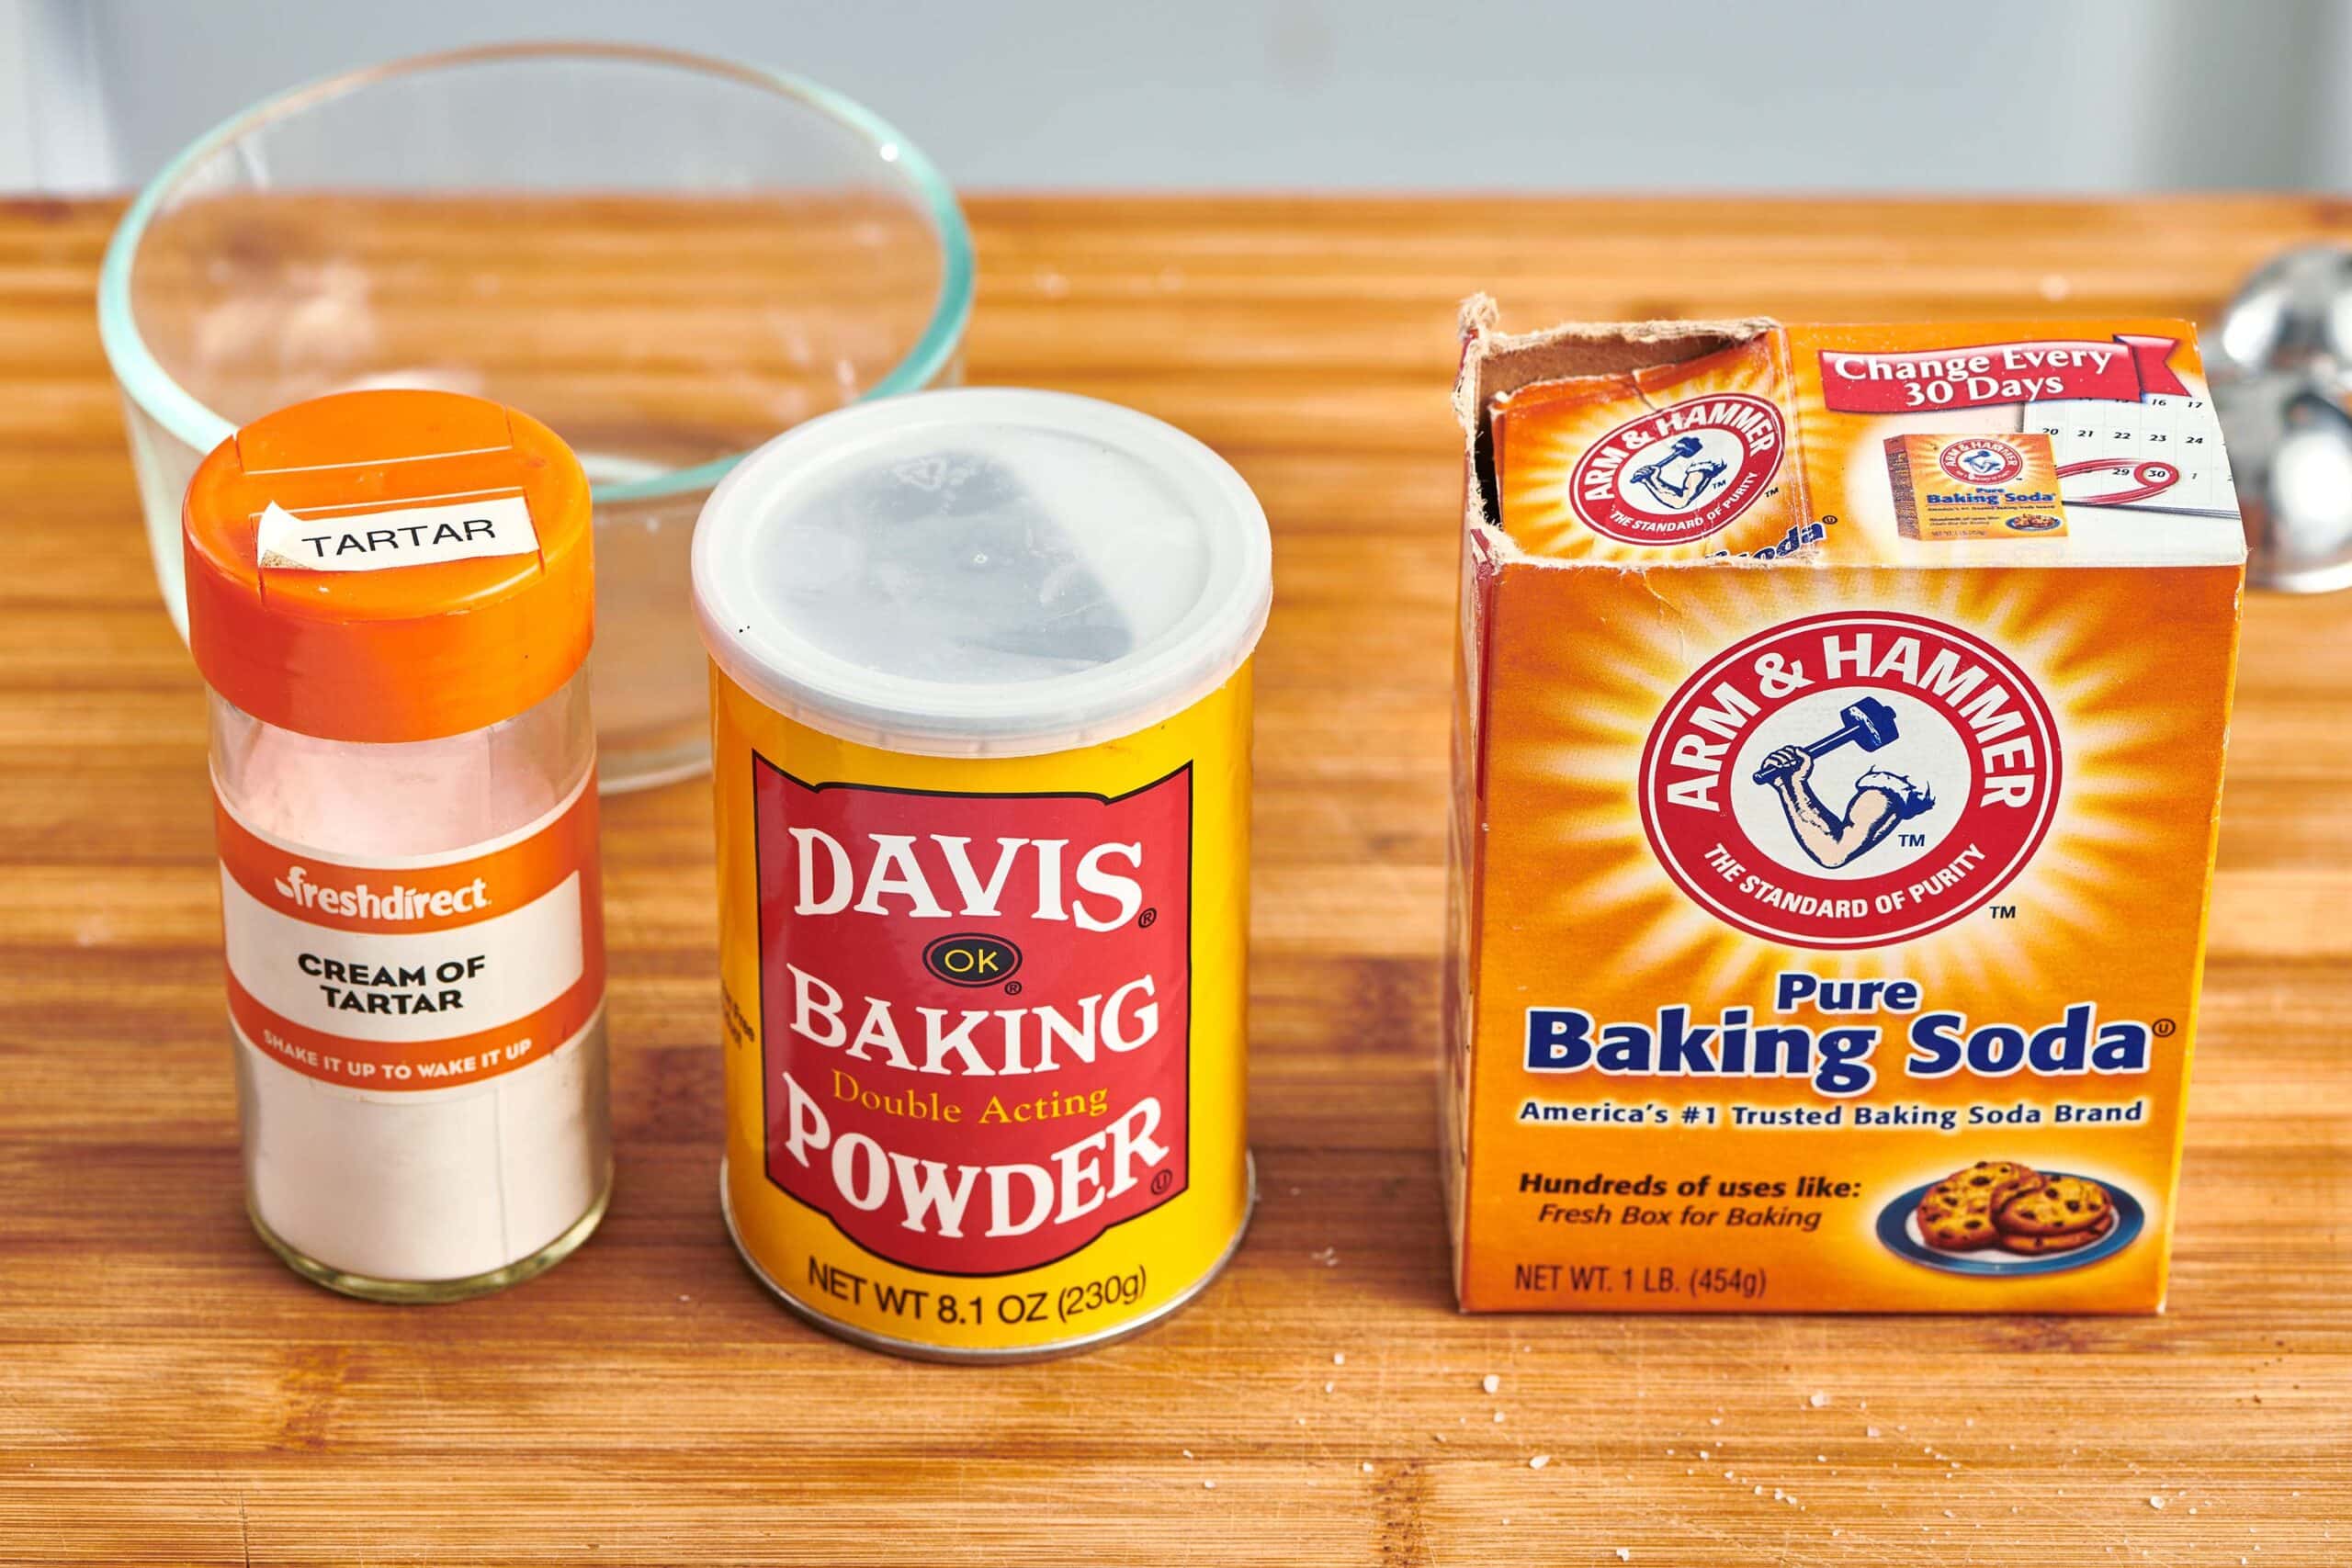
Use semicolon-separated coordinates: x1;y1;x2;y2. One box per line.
1883;432;2069;540
1443;300;2245;1313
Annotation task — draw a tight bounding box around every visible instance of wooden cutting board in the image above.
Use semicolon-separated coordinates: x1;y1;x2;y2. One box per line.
3;194;2348;1565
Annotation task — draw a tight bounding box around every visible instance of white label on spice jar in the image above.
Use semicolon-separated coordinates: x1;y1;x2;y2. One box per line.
212;777;605;1091
220;869;584;1042
254;495;540;573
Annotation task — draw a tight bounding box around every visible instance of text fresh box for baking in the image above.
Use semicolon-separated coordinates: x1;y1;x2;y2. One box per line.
1443;302;2245;1313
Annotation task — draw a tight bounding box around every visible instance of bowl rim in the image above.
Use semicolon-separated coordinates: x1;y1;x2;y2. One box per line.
96;39;977;502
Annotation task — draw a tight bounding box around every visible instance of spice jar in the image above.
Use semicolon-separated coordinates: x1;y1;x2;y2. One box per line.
184;389;610;1301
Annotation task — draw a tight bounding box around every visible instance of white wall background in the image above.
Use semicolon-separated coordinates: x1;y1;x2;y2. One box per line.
5;0;2351;193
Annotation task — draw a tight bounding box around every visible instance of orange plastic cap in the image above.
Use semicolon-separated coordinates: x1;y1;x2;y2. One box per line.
183;389;594;744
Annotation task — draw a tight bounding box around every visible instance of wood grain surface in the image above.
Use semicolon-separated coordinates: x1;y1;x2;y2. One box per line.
4;194;2351;1566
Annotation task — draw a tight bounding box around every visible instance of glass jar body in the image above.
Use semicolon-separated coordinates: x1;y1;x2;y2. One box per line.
209;672;612;1300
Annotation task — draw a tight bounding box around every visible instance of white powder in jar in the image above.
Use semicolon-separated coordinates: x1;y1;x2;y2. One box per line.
237;1022;608;1280
220;696;611;1289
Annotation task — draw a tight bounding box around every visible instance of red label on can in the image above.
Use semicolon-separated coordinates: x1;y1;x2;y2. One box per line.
753;758;1193;1277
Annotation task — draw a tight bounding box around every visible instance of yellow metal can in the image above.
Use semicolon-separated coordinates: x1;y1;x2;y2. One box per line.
693;389;1272;1359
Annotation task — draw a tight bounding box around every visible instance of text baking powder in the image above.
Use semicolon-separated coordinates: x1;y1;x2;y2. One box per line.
693;389;1272;1358
184;389;611;1302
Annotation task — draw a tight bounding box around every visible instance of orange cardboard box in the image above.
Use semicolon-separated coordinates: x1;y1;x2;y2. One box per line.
1443;299;2245;1313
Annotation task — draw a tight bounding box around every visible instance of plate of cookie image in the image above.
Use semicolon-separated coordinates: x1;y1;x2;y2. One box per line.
1875;1160;2145;1278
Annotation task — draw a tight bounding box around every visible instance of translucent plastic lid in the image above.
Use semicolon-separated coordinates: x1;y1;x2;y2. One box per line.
692;389;1272;757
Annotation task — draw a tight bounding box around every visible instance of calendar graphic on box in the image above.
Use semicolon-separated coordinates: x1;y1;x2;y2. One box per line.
2021;389;2239;518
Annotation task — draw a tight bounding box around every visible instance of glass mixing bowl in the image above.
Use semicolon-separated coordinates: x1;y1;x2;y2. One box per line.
98;41;972;790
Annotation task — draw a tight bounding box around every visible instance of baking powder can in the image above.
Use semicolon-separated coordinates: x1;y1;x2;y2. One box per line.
692;389;1271;1359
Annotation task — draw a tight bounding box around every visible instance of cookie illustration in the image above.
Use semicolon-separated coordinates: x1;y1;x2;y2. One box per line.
1995;1175;2112;1238
1999;1210;2117;1256
1918;1205;2000;1251
1972;1160;2041;1201
1916;1161;2046;1252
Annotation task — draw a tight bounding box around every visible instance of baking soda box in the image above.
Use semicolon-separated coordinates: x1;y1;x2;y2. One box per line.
1442;299;2245;1313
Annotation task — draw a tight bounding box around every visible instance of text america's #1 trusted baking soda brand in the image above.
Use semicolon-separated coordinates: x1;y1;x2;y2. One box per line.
693;388;1272;1359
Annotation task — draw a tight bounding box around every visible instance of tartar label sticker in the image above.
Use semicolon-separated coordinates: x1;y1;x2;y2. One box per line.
214;773;605;1089
255;495;539;573
752;760;1193;1277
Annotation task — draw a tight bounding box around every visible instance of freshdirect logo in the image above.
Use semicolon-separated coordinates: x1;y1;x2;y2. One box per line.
1569;393;1786;546
1637;611;2061;948
272;863;491;921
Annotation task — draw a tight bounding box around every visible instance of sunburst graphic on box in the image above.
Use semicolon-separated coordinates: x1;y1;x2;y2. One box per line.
1477;566;2230;1016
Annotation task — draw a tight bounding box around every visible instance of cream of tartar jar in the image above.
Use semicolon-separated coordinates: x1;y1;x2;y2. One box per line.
692;388;1273;1359
183;389;611;1302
